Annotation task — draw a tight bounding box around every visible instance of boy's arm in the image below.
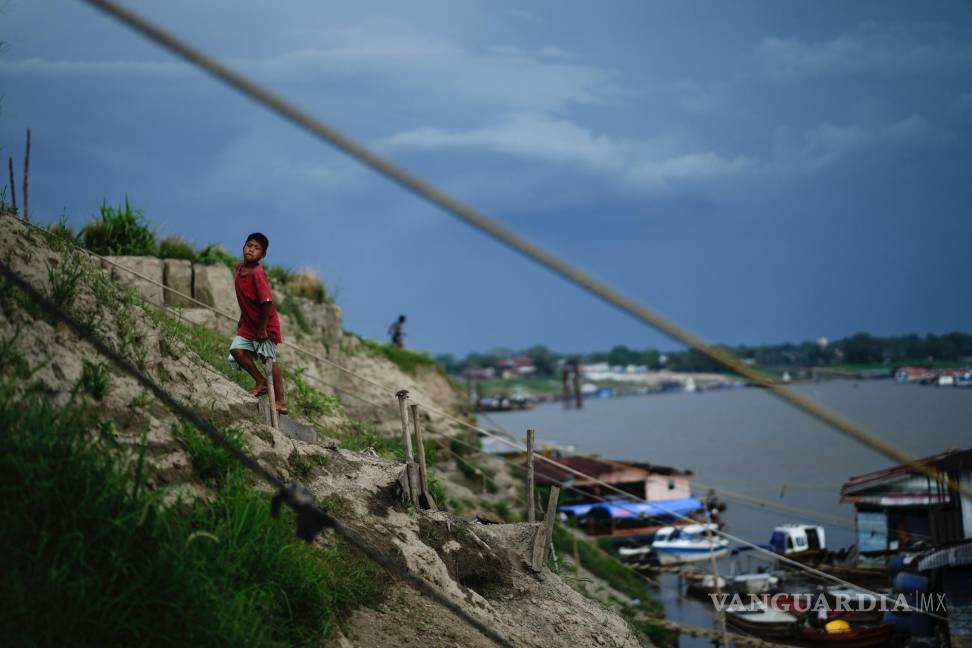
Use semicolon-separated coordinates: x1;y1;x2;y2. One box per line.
256;301;272;340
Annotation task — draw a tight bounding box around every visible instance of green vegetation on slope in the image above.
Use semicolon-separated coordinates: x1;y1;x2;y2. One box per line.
0;376;381;646
551;525;670;646
361;338;438;375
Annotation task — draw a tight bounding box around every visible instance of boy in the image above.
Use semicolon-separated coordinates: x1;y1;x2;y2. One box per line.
229;232;287;415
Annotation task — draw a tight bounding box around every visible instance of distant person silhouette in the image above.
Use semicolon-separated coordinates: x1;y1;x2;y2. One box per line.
388;314;406;349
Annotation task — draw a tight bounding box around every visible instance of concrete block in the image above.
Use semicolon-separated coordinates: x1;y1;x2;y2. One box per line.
163;259;195;307
193;263;238;318
105;255;164;305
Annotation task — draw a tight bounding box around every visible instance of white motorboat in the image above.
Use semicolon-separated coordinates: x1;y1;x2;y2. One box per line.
651;524;730;565
730;572;779;594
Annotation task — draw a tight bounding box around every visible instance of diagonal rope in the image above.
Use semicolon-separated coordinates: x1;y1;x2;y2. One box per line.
75;0;971;503
0;257;515;648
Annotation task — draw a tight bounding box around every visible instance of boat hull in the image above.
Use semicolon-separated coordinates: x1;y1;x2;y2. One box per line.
725;610;799;639
798;623;893;647
654;546;730;565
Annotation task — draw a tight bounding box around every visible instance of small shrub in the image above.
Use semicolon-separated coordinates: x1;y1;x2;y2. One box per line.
493;500;515;522
291;268;328;304
47;216;78;246
289;370;342;419
80;197;157;256
172;420;246;486
427;475;447;509
158;235;197;261
45;255;84;309
78;360;111;401
196;244;239;268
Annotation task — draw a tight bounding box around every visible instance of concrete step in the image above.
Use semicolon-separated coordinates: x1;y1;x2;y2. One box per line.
257;399;318;443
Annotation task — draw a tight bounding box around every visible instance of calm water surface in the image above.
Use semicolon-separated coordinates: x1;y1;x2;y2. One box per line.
491;381;972;646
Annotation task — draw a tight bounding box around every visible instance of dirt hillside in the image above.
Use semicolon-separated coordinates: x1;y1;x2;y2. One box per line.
0;213;648;648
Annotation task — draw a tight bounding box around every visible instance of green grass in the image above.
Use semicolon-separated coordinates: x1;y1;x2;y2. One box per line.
330;419;405;460
172;420;246;487
0;377;382;647
287;369;342;420
362;339;438;375
80;197;157;256
196;243;240;268
455;455;498;494
78;359;111;401
158;235;197;261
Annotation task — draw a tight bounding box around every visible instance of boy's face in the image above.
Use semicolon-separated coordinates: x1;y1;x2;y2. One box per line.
243;239;266;263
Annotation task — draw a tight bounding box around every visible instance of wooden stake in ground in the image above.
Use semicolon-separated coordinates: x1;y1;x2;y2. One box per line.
22;128;30;223
396;390;420;502
526;428;536;523
530;486;561;571
6;157;16;215
264;358;279;430
409;403;437;511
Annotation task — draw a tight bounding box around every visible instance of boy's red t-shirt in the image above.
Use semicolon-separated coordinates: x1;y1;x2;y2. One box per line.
234;263;282;343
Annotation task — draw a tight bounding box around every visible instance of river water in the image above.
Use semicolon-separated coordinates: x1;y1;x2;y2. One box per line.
490;380;972;646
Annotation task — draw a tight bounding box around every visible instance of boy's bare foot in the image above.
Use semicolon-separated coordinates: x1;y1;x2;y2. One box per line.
275;402;288;415
250;384;268;397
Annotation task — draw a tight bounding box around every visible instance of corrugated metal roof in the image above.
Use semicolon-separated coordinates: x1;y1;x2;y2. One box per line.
841;448;971;499
918;539;972;571
531;455;691;485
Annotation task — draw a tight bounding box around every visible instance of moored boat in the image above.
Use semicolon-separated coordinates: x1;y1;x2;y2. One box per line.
725;602;799;639
651;523;730;565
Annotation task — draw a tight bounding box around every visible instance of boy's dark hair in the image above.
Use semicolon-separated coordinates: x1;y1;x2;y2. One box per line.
246;232;269;251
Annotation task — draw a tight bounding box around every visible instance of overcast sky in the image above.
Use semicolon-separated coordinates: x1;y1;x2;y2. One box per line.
2;1;970;356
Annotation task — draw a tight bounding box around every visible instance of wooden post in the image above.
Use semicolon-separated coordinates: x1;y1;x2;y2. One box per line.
561;365;570;408
410;403;437;511
705;510;730;648
6;157;16;215
22;128;30;223
531;486;561;571
573;360;583;409
264;358;279;430
396;390;420;502
526;428;536;523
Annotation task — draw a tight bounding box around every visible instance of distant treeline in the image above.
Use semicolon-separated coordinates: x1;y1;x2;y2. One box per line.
435;332;972;377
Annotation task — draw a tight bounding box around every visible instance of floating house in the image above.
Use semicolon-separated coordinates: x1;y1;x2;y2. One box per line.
840;448;972;566
531;455;702;537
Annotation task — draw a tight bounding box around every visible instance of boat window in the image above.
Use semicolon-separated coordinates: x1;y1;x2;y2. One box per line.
786;536;794;550
667;479;675;490
795;536;807;548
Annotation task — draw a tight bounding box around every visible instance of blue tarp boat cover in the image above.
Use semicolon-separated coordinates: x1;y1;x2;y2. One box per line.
559;497;703;520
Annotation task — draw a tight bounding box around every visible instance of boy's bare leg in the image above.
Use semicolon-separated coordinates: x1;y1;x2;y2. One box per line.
271;362;286;407
231;348;267;390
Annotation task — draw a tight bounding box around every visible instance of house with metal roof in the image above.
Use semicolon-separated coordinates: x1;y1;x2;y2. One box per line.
840;448;972;566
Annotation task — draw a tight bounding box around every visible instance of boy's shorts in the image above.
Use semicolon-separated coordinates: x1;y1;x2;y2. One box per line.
228;336;278;371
